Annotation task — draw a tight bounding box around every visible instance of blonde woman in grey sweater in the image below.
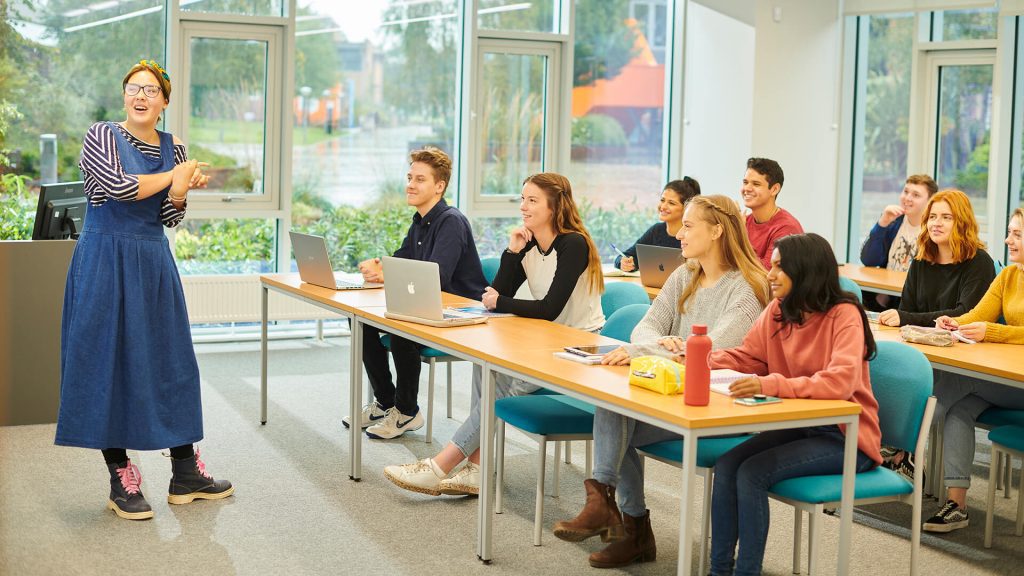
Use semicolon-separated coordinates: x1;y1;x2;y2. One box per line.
553;195;770;569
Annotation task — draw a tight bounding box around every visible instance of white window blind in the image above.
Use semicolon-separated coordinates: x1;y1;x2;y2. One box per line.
843;0;996;15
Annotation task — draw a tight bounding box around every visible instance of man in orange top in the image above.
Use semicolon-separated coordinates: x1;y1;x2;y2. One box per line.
741;157;804;269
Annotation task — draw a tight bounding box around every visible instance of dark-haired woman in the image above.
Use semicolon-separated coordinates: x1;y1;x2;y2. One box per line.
615;178;700;272
707;233;882;576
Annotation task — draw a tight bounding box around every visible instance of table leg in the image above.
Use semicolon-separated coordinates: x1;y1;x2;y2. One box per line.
677;432;698;575
260;285;268;425
837;416;858;576
349;316;363;481
478;364;495;563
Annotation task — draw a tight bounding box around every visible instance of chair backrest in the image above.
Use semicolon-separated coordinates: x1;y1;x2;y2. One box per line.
869;340;933;452
601;303;650;341
601;281;650;318
838;276;863;303
480;257;501;284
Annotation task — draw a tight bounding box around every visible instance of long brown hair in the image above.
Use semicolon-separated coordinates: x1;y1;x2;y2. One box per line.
677;195;770;313
916;188;985;263
522;173;604;294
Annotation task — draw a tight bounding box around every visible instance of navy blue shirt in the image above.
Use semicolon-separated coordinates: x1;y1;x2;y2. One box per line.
614;222;680;269
393;198;487;300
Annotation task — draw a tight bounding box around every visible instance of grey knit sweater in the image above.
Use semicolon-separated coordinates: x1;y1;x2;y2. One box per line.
623;265;765;359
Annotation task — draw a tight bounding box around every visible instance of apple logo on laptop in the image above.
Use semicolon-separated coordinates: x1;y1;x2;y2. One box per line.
658;264;665;272
407;282;416;295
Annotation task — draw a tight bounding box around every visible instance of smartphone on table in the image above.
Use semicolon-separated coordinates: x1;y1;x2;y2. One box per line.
734;394;782;406
564;344;620;358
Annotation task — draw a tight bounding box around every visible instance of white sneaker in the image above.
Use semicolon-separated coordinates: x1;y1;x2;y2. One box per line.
384;458;447;496
342;401;388;429
366;407;423;439
439;462;480;495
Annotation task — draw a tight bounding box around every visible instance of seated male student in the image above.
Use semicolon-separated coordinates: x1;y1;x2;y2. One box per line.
741;157;804;269
345;147;488;440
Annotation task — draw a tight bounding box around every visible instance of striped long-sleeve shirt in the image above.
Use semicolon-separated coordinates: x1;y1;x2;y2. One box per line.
78;122;188;228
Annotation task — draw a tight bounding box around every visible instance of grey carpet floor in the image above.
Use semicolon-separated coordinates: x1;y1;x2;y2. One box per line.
2;336;1022;575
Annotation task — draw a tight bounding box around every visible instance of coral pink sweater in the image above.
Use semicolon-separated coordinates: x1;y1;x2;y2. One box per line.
709;300;883;464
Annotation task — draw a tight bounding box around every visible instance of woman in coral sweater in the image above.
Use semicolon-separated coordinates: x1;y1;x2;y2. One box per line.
922;207;1024;534
707;233;882;576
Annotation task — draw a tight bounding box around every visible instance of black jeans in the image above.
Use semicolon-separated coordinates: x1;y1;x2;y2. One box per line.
361;324;422;415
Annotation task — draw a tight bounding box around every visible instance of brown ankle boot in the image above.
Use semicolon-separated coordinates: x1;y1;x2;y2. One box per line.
552;479;625;543
588;510;657;569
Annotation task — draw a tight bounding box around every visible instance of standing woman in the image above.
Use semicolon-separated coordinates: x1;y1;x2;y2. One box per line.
615;177;701;272
922;207;1024;533
383;172;605;496
708;234;882;576
55;60;233;520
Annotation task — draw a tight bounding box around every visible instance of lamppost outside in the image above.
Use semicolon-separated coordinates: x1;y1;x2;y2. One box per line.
299;85;312;143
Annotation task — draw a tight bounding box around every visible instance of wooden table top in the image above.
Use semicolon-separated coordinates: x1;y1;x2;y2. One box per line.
872;325;1024;385
839;264;906;295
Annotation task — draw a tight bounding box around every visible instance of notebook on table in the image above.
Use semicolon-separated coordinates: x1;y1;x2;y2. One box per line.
636;244;684;289
709;369;756;395
381;256;488;328
290;231;382;290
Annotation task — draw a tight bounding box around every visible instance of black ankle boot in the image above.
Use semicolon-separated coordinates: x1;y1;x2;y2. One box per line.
107;460;154;520
167;449;234;505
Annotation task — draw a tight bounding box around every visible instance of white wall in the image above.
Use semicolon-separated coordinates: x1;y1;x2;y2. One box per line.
751;0;844;243
681;2;756;198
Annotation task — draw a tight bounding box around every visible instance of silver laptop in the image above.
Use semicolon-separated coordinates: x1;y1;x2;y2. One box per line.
290;232;382;290
382;256;488;328
636;244;683;289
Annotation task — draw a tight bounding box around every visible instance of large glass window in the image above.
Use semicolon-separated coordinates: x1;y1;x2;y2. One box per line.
567;0;668;264
478;0;556;33
848;14;914;262
289;0;459;267
3;1;165;184
182;0;285;18
175;218;277;274
934;8;998;41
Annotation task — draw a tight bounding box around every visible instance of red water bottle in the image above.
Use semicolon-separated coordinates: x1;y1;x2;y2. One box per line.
684;324;711;406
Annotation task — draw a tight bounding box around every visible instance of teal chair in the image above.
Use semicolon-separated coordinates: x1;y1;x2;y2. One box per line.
481;256;501;284
601;281;651;318
768;341;935;576
494;303;649;545
984;425;1024;548
637;435;755;576
838;276;863;303
977;408;1024;498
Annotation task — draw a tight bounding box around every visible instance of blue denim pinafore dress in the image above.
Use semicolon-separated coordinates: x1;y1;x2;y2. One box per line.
55;122;203;450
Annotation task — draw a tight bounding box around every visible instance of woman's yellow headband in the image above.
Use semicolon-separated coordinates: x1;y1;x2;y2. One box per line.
140;59;169;81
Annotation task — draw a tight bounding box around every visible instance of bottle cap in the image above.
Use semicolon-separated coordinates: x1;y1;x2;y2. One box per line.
692;324;707;335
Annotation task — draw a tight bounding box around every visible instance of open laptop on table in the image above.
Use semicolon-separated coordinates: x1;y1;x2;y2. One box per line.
636;244;683;289
290;231;382;290
382;256;488;328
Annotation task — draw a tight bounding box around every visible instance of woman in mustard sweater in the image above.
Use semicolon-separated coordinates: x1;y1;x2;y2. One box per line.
923;207;1024;534
707;233;882;576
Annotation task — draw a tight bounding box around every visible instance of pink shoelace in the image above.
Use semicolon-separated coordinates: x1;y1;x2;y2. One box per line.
116;461;143;495
194;448;212;480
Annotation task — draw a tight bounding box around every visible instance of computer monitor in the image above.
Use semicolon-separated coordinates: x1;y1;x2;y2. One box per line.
31;181;87;240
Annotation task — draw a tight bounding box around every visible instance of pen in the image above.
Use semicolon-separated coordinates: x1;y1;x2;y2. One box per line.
610;243;629;259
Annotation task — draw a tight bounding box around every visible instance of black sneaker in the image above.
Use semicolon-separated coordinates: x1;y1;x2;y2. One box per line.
923;499;969;533
107;460;154;520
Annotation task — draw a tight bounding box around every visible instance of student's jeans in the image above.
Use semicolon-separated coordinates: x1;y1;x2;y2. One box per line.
591;407;680;517
451;366;539;458
934;371;1024;488
709;426;875;576
362;325;423;416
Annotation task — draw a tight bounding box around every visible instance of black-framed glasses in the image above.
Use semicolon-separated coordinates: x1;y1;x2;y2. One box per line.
125;83;162;98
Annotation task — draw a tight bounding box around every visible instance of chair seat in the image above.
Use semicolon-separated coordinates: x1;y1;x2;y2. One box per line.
495;396;594;435
379;334;452;359
551;394;597;415
639;436;753;469
978;408;1024;428
989;425;1024;451
770;467;913;503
